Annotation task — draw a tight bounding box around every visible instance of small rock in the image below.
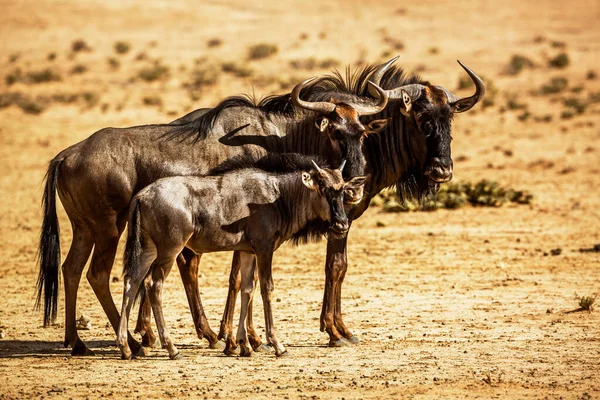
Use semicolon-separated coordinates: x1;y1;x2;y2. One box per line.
550;248;562;256
76;315;92;330
546;308;554;314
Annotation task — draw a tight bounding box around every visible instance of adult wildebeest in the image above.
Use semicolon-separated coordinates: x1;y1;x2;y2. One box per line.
117;153;367;359
36;77;390;356
195;58;486;349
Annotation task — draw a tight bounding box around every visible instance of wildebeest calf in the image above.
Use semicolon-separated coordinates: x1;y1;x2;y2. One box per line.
117;153;367;359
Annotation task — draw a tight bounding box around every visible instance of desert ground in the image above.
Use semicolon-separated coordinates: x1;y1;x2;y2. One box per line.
1;0;599;398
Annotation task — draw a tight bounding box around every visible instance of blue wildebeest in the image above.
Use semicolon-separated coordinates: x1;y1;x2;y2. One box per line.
36;77;389;356
210;58;486;348
117;154;368;359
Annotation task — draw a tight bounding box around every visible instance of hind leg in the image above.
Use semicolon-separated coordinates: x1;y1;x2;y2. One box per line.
134;289;157;348
149;252;182;360
176;247;220;348
86;214;144;356
221;251;242;355
118;243;157;360
62;224;94;356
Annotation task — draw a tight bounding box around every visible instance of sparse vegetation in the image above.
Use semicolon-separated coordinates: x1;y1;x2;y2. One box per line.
506;95;527;110
248;43;278;60
563;97;586;115
538;77;568;95
183;64;219;100
372;179;533;212
114;41;131;55
47;52;56;61
221;62;253;78
142;95;163;107
0;92;45;114
382;36;404;51
550;40;566;48
505;54;535;75
586;70;597;80
72;39;91;52
70;64;87;75
548;52;569;69
574;293;597;312
207;38;222;48
107;57;120;70
26;68;62;84
8;53;19;63
5;69;23;86
137;61;170;82
428;47;439;55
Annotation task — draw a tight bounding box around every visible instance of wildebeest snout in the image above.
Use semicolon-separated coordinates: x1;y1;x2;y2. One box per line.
425;157;453;183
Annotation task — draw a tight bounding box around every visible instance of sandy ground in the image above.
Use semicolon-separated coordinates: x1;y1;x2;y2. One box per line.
1;0;599;398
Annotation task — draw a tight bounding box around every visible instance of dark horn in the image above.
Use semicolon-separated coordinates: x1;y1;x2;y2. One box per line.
291;77;337;114
440;61;486;113
368;55;399;87
353;82;388;115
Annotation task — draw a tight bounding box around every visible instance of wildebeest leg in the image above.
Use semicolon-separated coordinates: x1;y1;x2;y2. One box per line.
118;244;157;360
257;251;287;357
221;251;242;355
149;252;182;360
86;216;144;356
237;253;268;352
333;240;358;343
236;255;256;357
176;247;221;349
134;289;156;348
320;236;350;347
62;224;94;356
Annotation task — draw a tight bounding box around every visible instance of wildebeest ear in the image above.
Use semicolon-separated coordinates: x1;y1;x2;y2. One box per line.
345;174;370;188
302;171;317;190
400;89;412;116
314;117;329;132
365;118;391;135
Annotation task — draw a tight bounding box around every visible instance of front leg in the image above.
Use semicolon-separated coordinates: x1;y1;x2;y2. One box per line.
221;251;243;355
256;251;287;357
177;247;221;349
320;235;352;347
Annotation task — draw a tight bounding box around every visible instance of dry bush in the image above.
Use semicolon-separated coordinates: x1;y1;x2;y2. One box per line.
574;293;597;312
72;39;92;52
142;95;163;107
548;53;569;69
107;57;120;70
505;54;535;75
248;43;278;60
137;61;170;82
538;77;568;95
47;52;56;61
183;64;219;100
207;38;222;48
70;64;87;75
221;62;253;78
26;68;62;84
114;41;131;55
373;180;533;213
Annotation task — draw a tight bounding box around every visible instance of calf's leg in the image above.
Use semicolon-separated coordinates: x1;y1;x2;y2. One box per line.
256;251;287;357
235;256;256;357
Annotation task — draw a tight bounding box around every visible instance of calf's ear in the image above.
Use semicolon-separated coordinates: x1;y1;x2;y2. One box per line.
345;174;370;188
302;171;317;190
366;118;391;135
314;117;329;132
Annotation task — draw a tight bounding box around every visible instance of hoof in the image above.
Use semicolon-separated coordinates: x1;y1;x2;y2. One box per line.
346;335;360;344
224;344;239;356
209;340;226;351
71;339;95;356
141;334;157;348
329;338;350;348
253;343;272;353
239;347;253;358
135;345;149;357
120;350;133;360
276;350;290;358
170;352;183;360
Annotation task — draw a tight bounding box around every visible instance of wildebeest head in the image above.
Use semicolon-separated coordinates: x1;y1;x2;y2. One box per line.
369;58;486;192
301;160;368;237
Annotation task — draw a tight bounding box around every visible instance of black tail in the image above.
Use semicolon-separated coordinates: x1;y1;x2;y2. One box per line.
123;200;144;303
35;159;63;327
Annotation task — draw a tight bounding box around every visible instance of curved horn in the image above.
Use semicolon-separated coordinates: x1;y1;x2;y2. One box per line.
291;77;337;114
311;159;324;172
385;84;427;101
437;61;486;113
368;55;399;87
353;82;388;115
338;159;346;172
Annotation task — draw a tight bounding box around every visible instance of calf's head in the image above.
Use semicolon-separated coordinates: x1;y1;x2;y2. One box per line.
292;78;390;202
301;160;368;238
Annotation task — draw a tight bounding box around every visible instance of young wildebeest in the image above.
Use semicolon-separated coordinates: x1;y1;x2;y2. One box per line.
36;75;389;356
117;154;367;359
